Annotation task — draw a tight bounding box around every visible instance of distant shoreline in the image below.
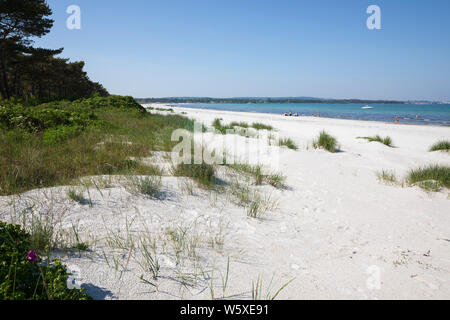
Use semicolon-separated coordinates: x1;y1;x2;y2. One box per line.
136;98;450;105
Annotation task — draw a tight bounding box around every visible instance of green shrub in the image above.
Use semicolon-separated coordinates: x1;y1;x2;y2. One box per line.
42;125;84;145
406;165;450;190
429;140;450;152
0;96;200;195
0;222;91;300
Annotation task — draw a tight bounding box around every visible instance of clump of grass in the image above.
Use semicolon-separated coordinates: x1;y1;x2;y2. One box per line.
246;193;277;219
67;188;86;204
251;123;273;131
179;178;195;195
313;131;338;153
278;138;298;150
70;225;89;251
267;173;286;189
376;170;398;185
212;119;273;135
229;163;286;188
212;118;234;134
28;220;55;253
429;140;450;152
406;165;450;191
155;107;174;112
173;162;216;188
358;135;393;147
127;175;163;198
251;274;295;300
230;121;249;128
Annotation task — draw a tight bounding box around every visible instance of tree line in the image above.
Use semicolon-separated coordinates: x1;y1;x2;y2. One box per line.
0;0;108;101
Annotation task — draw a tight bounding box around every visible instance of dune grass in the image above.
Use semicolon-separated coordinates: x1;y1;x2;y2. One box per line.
0;96;198;196
313;131;338;153
406;165;450;191
228;163;286;188
358;135;393;147
376;170;398;185
212;119;273;135
127;175;163;198
173;162;216;188
429;140;450;152
230;121;249;128
251;123;273;131
278;138;298;150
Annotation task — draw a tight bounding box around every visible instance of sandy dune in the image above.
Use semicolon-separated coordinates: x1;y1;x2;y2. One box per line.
1;105;449;300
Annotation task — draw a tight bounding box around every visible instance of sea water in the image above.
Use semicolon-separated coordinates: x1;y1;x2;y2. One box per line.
176;103;450;126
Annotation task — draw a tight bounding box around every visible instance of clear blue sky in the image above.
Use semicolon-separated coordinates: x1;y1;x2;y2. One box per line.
34;0;450;101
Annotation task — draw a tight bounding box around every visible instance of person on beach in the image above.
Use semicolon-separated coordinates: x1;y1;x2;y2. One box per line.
289;112;292;116
395;116;399;124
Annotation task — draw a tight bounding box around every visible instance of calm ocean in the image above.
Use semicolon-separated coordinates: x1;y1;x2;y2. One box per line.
176;103;450;127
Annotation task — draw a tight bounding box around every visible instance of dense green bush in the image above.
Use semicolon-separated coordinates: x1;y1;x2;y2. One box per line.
0;102;96;133
42;125;85;145
0;95;145;134
0;222;91;300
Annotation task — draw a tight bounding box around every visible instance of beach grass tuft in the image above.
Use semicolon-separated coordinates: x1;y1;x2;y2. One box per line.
173;162;216;188
251;122;273;131
376;170;398;185
212;119;273;135
406;165;450;191
278;138;298;150
67;188;87;204
429;140;450;152
127;175;163;198
228;163;286;188
358;135;393;147
313;131;338;153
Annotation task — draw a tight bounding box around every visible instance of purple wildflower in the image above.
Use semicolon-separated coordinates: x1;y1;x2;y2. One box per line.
27;250;38;262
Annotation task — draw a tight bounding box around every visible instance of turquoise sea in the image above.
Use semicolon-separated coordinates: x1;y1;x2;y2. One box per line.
176;103;450;127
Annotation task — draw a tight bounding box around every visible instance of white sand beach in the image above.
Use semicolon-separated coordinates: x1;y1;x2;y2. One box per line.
1;105;449;300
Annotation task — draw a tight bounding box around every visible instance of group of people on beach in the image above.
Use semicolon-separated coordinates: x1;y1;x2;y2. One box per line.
281;112;420;124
